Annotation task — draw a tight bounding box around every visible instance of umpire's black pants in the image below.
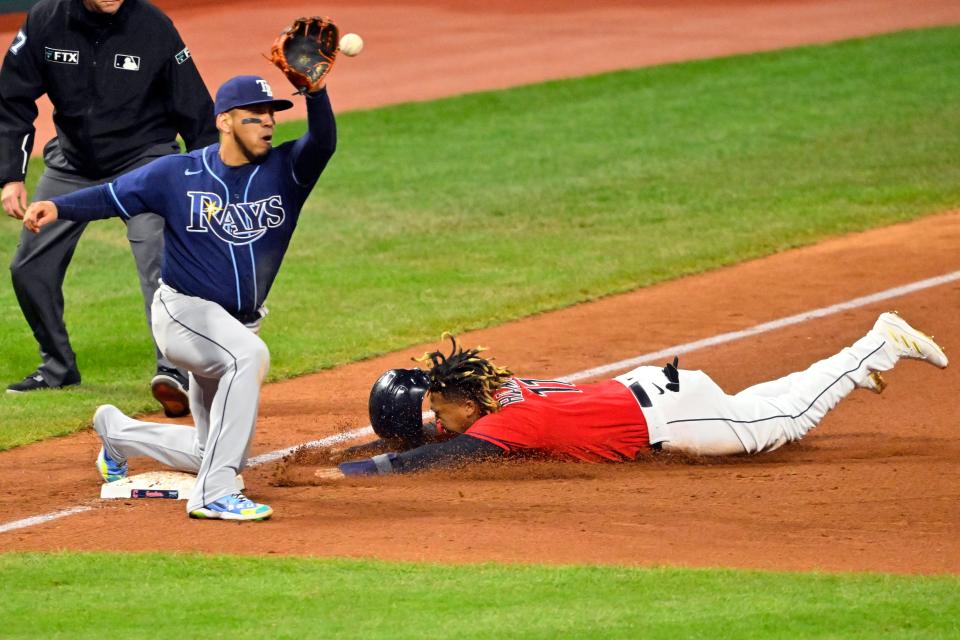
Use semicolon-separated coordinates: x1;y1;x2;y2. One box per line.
9;141;180;387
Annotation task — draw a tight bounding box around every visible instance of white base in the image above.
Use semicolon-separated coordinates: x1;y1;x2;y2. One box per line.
100;471;244;500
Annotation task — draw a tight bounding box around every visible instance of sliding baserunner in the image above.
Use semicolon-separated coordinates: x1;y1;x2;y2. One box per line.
321;312;947;477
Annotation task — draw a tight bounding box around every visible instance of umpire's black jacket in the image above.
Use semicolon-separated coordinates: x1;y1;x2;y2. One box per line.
0;0;217;184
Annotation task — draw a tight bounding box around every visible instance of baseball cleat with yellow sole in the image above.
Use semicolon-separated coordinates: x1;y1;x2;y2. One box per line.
189;492;273;521
873;312;948;368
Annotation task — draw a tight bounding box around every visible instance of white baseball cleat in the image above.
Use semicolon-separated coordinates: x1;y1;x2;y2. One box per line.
873;312;948;368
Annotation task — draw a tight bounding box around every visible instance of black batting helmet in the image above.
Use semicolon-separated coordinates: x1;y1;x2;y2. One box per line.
368;368;431;448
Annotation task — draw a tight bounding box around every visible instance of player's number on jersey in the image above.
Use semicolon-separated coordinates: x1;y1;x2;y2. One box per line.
518;378;581;397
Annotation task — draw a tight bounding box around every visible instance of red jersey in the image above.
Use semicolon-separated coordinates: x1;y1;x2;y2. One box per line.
463;377;650;462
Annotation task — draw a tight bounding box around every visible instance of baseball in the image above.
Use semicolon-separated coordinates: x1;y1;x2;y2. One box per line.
339;33;364;57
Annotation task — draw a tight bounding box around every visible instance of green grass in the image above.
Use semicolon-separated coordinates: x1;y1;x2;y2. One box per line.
2;26;960;447
1;553;957;639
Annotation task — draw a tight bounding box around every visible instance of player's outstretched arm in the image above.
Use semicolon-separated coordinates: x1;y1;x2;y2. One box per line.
22;200;58;233
290;89;337;187
40;159;168;228
340;422;457;458
269;16;339;187
333;435;506;477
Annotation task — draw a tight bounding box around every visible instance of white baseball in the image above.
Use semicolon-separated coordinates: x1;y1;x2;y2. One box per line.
339;33;364;57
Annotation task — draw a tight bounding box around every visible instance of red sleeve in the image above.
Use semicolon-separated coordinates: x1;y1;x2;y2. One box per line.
464;406;544;454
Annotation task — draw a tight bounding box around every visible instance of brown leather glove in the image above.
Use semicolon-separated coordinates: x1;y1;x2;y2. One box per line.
270;17;339;94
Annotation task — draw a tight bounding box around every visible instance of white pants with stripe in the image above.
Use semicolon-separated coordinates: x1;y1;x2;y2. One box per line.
96;283;269;511
615;329;897;456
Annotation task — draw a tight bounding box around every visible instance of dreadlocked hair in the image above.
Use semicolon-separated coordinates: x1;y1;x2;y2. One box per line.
414;333;513;415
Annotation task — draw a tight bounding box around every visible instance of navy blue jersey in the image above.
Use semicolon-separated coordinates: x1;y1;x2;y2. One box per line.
52;89;336;319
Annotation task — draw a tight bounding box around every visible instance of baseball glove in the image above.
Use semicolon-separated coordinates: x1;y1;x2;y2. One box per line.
270;16;339;94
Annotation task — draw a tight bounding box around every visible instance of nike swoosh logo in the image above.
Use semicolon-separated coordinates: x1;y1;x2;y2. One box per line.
184;168;203;176
651;383;665;395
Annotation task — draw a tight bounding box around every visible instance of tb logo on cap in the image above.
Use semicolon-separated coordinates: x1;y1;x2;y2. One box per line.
256;79;273;96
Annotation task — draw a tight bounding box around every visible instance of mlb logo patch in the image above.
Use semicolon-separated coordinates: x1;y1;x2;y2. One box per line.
174;46;191;65
115;54;140;71
44;47;78;64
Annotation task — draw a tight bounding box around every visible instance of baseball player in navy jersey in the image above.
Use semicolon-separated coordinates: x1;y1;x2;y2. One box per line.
320;313;947;478
22;74;337;520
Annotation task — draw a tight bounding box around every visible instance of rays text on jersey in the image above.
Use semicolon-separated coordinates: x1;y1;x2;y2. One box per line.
186;191;285;245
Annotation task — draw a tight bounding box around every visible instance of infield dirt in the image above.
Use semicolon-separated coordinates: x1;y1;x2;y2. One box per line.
0;0;958;574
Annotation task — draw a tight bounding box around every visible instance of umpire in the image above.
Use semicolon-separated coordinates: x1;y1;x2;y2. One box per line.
0;0;217;415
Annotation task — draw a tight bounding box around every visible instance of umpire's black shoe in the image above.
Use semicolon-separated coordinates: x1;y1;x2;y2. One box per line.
7;370;81;393
151;367;191;418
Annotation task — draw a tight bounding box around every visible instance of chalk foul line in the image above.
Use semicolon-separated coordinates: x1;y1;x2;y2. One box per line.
562;270;960;383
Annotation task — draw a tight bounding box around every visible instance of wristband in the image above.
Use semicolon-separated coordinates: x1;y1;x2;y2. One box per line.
338;453;397;476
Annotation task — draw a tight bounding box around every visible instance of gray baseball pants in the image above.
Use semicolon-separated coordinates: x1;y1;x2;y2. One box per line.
96;282;269;512
9;142;181;386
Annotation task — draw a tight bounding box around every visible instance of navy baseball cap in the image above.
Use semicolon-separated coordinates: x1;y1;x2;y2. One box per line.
214;75;294;114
